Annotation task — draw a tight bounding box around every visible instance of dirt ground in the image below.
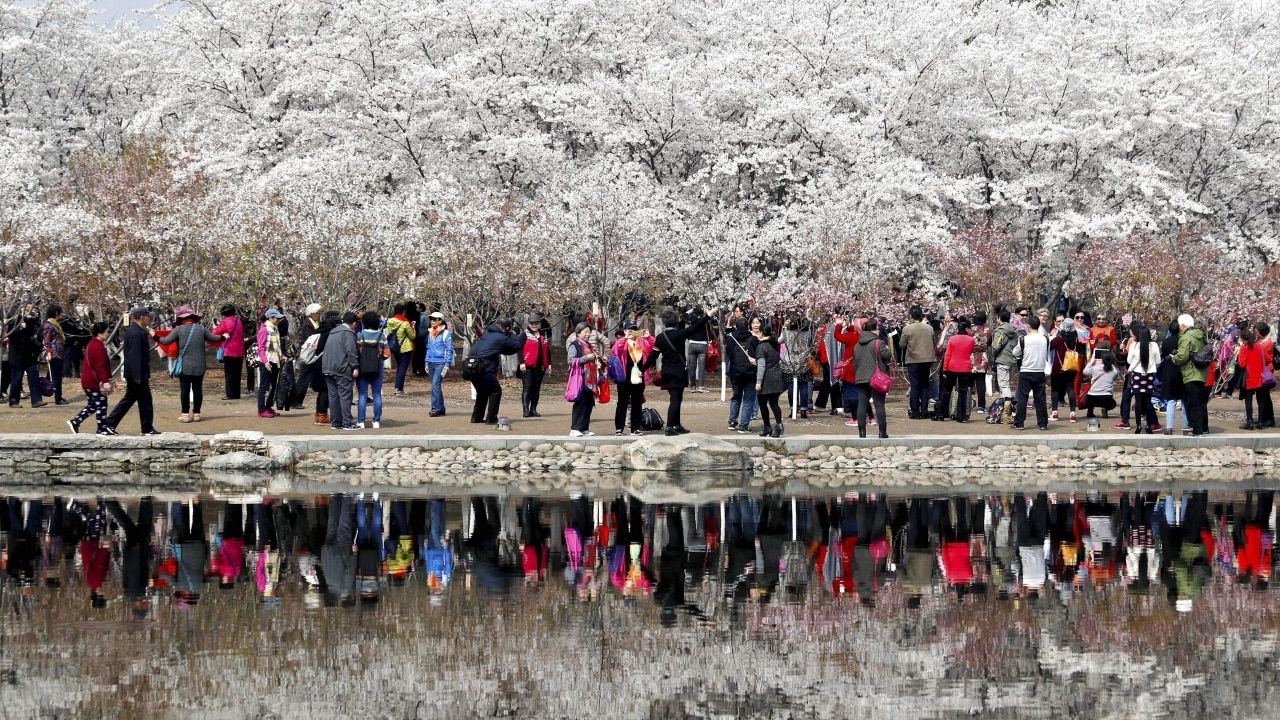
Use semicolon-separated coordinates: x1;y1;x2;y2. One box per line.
0;366;1255;438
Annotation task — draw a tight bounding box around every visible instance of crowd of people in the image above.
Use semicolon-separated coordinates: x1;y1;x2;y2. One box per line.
2;489;1272;617
3;297;1270;438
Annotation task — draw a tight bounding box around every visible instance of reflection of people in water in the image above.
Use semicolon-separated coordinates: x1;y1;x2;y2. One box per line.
1233;491;1274;590
852;494;890;607
212;503;246;590
899;498;936;609
71;499;111;609
104;497;154;618
468;496;521;595
1120;492;1160;592
520;498;549;586
563;495;595;599
251;500;282;607
385;500;415;586
354;494;385;605
163;500;209;608
422;499;453;595
1163;491;1211;612
1014;493;1049;601
609;496;650;596
321;494;357;607
4;498;42;595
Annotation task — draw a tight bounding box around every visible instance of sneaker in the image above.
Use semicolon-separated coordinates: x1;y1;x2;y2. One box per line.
1038;425;1049;431
737;426;751;434
631;430;643;436
728;423;738;431
67;419;80;434
96;428;116;436
1114;421;1131;430
1070;412;1077;423
868;417;877;426
31;401;48;408
1051;411;1059;421
1149;423;1162;432
583;431;595;436
141;430;162;436
615;430;623;436
372;422;380;429
570;430;584;437
1011;425;1025;431
845;419;858;427
357;422;365;429
341;424;360;431
258;410;274;418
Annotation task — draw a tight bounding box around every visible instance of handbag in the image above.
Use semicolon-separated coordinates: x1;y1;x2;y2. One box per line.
565;361;583;402
706;340;721;374
1263;363;1276;391
168;324;196;378
869;340;893;394
806;355;821;376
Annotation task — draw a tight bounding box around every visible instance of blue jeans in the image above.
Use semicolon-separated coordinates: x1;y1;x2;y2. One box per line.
1163;398;1188;431
841;381;860;414
427;499;446;549
356;497;385;560
357;372;383;423
428;363;446;414
786;380;813;411
907;362;931;417
729;379;756;428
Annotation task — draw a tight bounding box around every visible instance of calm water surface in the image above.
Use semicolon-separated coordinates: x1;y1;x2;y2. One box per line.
2;484;1280;719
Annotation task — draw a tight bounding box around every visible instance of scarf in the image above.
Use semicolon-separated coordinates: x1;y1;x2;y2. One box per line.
47;318;65;344
574;338;598;389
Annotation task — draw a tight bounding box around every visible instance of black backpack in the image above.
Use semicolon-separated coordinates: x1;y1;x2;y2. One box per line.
358;334;384;377
1191;342;1214;369
641;407;664;431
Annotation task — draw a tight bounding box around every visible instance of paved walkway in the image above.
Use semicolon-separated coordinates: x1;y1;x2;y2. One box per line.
0;370;1261;440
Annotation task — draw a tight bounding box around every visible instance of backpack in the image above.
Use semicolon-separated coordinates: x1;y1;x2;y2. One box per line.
641;407;664;431
1191;342;1214;369
607;355;627;384
985;397;1014;425
387;322;403;354
298;332;321;366
358;333;384;377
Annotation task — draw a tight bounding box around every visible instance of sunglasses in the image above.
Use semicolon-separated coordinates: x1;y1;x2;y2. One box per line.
1074;315;1084;319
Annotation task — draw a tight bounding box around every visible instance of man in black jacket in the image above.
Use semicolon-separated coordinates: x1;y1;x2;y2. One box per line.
104;308;159;436
467;319;524;424
104;496;154;618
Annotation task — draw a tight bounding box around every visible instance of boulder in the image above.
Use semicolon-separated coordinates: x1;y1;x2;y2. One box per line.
202;451;285;473
621;433;751;474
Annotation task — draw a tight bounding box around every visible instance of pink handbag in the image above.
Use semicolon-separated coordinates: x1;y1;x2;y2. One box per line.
869;340;893;394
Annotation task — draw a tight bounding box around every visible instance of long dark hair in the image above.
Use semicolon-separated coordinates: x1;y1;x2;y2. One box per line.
1098;350;1116;373
1134;324;1152;369
1241;327;1257;349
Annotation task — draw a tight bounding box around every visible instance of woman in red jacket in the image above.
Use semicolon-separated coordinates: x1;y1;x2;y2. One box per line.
1236;327;1266;430
833;317;861;423
936;319;976;422
68;322;113;435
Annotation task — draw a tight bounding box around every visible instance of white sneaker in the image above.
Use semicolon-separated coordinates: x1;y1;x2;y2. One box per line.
583;431;595;436
357;422;365;429
372;421;380;429
569;430;584;437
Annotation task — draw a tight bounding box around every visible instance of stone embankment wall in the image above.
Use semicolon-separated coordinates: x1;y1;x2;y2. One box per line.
1;431;1279;490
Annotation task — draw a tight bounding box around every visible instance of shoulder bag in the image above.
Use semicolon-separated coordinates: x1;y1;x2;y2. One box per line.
869;340;893;394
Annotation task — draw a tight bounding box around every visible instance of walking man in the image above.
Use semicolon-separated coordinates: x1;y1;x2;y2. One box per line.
104;308;160;436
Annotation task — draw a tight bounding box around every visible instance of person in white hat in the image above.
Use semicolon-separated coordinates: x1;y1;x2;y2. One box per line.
424;311;454;417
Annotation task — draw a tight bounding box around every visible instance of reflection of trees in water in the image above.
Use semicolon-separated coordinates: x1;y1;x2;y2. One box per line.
5;549;1280;716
